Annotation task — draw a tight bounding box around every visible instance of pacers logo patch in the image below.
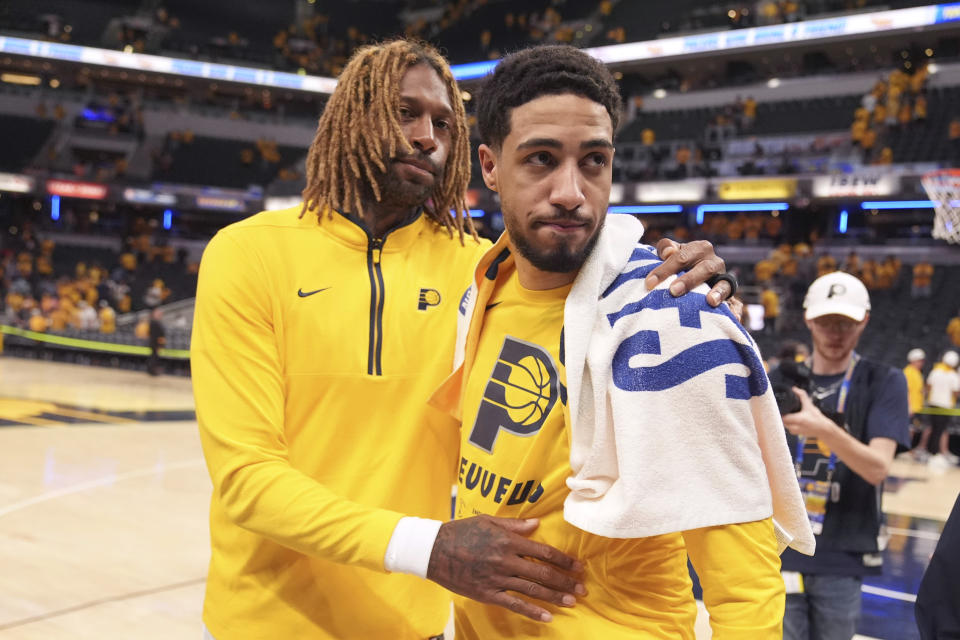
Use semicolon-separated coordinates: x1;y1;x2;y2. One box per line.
468;337;558;452
418;288;441;311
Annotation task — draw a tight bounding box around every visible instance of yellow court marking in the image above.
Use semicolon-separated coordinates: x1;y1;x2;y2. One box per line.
45;408;138;424
0;398;136;426
0;398;60;420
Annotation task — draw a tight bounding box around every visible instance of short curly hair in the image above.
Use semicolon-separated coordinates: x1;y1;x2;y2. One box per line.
477;45;622;149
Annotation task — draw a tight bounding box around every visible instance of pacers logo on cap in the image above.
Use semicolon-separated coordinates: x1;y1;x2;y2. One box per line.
468;337;558;452
827;283;846;298
418;288;441;311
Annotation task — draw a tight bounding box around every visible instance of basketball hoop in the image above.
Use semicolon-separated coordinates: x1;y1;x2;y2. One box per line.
921;169;960;244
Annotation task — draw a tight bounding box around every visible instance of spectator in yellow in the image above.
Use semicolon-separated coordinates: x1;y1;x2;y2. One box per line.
912;261;934;298
817;253;838;278
947;312;960;348
764;215;783;240
85;285;99;306
743;96;757;128
134;313;150;340
37;255;53;276
897;101;911;127
843;250;861;277
884;254;902;278
726;214;745;241
874;146;893;165
875;259;895;290
120;251;137;271
5;291;25;313
850;118;868;146
761;284;780;335
28;309;48;333
641;127;655;146
860;259;878;289
860;127;877;155
40;293;57;314
903;349;926;418
872;103;887;126
99;301;116;334
910;65;928;94
914;95;927;122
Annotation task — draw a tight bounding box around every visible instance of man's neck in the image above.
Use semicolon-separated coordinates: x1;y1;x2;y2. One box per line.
811;350;854;375
513;254;579;291
362;200;420;238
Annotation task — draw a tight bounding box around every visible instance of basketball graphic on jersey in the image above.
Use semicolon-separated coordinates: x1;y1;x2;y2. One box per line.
502;355;553;426
468;337;559;452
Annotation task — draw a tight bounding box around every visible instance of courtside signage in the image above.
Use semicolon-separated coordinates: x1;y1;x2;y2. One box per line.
123;188;177;206
0;172;34;193
718;178;797;200
46;179;107;200
635;180;707;202
812;173;899;198
195;195;246;211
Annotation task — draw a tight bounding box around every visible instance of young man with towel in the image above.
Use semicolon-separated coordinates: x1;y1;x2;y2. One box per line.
429;45;814;638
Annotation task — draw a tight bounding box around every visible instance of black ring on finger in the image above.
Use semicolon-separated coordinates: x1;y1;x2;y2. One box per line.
706;272;738;300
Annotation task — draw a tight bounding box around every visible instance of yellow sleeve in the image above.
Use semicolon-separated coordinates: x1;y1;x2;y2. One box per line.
191;231;405;572
682;518;785;640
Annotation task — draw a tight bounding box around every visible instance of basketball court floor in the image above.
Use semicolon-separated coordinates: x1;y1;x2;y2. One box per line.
0;357;956;639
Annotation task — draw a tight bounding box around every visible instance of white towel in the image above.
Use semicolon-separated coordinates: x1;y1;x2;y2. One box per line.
562;214;814;555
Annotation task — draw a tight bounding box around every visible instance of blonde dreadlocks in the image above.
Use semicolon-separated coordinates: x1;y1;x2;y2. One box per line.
300;39;475;242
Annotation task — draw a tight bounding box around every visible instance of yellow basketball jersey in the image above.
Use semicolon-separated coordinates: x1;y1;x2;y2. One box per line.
454;265;698;639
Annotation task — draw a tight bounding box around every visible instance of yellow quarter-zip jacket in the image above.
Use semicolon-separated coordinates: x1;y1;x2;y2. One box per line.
191;205;489;639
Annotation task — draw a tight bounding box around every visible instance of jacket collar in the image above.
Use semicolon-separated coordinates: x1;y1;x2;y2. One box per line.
308;205;427;252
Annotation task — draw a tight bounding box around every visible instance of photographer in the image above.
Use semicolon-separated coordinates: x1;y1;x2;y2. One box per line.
770;272;910;640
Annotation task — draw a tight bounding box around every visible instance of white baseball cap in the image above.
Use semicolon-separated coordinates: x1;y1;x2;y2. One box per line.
804;271;871;322
907;348;926;362
944;351;960;368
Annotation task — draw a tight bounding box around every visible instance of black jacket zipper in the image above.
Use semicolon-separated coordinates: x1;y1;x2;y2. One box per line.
366;237;385;375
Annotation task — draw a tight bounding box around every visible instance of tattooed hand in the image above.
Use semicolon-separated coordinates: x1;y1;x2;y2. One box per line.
426;515;584;622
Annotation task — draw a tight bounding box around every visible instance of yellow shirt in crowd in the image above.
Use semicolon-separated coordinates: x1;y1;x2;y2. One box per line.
903;365;925;416
947;316;960;348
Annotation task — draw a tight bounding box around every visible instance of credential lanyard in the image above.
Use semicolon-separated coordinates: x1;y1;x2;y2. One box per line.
795;352;859;481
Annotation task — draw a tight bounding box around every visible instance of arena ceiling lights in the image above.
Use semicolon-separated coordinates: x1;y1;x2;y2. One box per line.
1;3;958;93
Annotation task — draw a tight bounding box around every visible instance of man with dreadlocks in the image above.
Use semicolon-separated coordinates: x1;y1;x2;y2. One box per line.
192;39;732;640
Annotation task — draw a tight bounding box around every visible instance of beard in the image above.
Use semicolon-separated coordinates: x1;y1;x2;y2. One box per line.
505;211;603;274
370;153;444;212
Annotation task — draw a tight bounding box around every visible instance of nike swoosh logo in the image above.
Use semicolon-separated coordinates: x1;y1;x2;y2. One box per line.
298;287;331;298
485;302;502;310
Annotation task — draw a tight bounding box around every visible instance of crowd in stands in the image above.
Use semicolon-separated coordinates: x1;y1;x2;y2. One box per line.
0;219;196;341
849;64;931;165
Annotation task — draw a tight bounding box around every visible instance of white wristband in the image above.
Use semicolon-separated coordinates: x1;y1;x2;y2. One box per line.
384;516;444;579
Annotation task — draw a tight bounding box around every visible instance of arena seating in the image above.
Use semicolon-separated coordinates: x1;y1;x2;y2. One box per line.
154;135;307;189
0;115;56;172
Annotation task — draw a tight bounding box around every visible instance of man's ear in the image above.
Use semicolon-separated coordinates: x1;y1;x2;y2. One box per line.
477;144;498;192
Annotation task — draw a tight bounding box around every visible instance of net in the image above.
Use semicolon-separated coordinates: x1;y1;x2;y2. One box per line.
921;169;960;244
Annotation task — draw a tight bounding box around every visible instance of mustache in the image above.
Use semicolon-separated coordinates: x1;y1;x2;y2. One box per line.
393;152;441;175
531;210;591;226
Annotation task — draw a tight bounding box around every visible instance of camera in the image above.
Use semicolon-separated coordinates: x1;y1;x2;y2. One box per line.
772;359;845;426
